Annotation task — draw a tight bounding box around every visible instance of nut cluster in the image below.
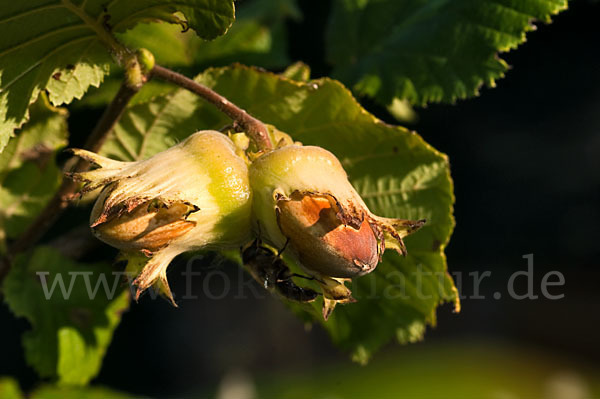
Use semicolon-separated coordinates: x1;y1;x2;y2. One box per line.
67;130;424;318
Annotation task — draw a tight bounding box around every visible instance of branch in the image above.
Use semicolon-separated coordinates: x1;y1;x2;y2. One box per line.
151;65;273;151
0;81;140;282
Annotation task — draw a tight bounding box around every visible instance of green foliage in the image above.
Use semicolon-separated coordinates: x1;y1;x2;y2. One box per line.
326;0;568;106
0;378;133;399
120;0;300;69
0;96;67;252
0;0;570;384
78;0;301;108
101;65;458;361
2;247;130;386
281;62;312;82
0;0;235;152
100;86;208;161
0;378;23;399
252;342;600;399
75;79;176;109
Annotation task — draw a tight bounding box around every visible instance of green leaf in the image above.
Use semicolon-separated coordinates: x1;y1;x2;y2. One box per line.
191;0;300;68
0;95;68;253
100;86;211;161
0;0;235;153
281;61;311;82
326;0;568;106
102;65;458;361
118;23;194;67
119;0;300;69
2;246;131;386
77;0;301;109
75;79;177;109
0;378;23;399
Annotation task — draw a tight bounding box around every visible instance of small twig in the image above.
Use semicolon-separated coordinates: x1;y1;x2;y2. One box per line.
151;65;273;151
0;81;140;282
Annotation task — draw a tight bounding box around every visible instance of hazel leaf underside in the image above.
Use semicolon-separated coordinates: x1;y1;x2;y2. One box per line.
102;65;458;362
0;0;235;153
326;0;568;107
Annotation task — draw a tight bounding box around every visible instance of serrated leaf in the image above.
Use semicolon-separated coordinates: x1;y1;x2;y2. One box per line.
119;0;299;69
101;65;458;361
0;0;235;153
326;0;568;106
0;95;68;253
2;246;130;386
78;0;300;109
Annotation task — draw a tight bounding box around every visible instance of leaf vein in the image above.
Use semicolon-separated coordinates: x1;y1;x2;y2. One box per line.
138;99;173;160
0;24;90;59
0;3;63;25
1;36;96;92
111;3;232;32
113;129;138;161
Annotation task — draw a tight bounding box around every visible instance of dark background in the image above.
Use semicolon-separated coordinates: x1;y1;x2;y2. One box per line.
1;0;599;397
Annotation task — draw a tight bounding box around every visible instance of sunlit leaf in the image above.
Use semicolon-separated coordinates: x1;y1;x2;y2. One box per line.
281;62;311;82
